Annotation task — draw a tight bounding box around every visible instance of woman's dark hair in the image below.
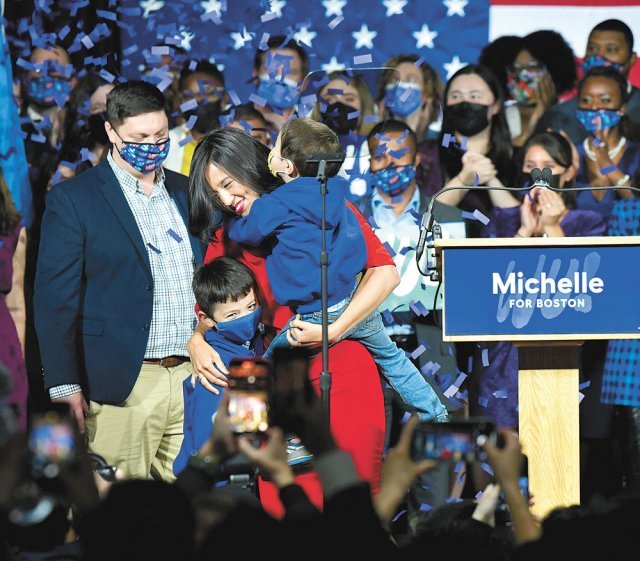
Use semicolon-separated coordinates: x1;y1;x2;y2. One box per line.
478;36;525;95
524;30;577;96
178;59;225;91
192;257;257;318
61;72;109;149
106;80;166;127
522;132;577;207
439;64;514;184
578;66;640;140
0;168;21;235
189;127;282;240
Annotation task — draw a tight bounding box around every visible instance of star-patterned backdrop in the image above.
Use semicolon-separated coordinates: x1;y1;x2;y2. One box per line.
121;0;488;101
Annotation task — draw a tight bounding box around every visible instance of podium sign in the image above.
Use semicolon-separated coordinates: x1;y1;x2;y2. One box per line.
439;237;640;341
435;236;640;518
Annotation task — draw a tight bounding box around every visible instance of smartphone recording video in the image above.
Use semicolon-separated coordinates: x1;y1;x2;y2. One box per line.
227;357;271;435
411;417;497;463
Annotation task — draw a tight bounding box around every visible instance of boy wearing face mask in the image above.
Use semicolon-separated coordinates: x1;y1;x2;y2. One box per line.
226;117;448;423
174;257;265;475
35;81;209;481
535;19;640;144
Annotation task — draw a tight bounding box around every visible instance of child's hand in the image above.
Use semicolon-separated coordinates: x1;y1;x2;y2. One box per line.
286;315;324;348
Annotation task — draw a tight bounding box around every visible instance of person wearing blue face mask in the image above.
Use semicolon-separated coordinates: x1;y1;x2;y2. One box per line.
575;66;640;221
377;55;443;143
358;119;465;535
174;257;265;475
535;19;640;144
35;80;209;481
251;35;308;133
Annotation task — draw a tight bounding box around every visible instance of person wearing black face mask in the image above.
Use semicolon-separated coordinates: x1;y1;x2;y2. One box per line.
436;65;520;238
311;72;377;201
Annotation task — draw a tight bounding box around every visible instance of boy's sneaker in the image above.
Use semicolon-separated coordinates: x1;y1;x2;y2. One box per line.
286;433;314;468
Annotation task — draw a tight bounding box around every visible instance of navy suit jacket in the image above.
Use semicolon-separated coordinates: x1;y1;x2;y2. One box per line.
34;160;205;404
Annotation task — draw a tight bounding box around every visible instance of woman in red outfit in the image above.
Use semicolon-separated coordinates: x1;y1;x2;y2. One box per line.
186;128;397;515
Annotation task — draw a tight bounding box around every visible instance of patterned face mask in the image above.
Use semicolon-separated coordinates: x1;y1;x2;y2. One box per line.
114;130;170;173
506;67;547;106
384;81;422;117
26;75;72;108
575;108;623;133
582;55;625;75
371;165;416;197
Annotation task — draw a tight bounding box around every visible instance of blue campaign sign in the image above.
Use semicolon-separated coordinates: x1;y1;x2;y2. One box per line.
442;244;640;339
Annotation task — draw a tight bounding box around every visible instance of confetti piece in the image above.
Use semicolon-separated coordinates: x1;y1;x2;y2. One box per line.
328;16;344;29
382;241;396;257
472;173;480;187
353;54;372;65
389;147;409;158
579;381;591;390
419;503;433;512
454;461;464;473
363;115;380;123
480;462;494;476
410;344;426;360
228;89;242;106
147;243;161;254
96;9;118;21
167;228;183;242
599;164;617;175
579;392;585;404
477;396;488;408
473;209;490;225
391;509;407;523
99;69;116;83
493;389;508;399
261;12;277;22
81;35;95;49
178;135;194;147
481;348;489;367
180;99;198;112
123;45;139;56
475;490;484;500
381;310;394;325
30;133;46;144
249;93;267;107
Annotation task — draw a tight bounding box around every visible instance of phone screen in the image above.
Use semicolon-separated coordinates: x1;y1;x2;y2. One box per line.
412;418;496;463
227;358;271;434
29;412;75;472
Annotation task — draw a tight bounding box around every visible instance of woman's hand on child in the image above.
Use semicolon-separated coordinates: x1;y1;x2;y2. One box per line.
187;329;228;394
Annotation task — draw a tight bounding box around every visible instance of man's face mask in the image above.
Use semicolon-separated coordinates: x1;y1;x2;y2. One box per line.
384;81;422;117
256;75;299;110
113;129;170;173
215;306;262;344
582;55;625;75
371;164;416;197
26;75;72;108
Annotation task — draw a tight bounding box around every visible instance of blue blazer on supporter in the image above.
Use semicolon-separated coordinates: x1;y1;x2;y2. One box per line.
34;159;206;404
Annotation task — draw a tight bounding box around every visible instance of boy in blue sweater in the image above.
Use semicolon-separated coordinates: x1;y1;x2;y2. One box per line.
174;257;265;475
226;118;447;422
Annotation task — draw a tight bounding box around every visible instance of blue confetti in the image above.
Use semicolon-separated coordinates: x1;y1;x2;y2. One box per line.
475;490;484;500
228;90;242;106
382;241;396;257
579;380;591;390
147;243;161;254
480;462;494;476
353;54;372;65
419;503;433;512
481;348;489;367
410;344;426;360
167;228;183;243
391;509;407;523
493;389;508;399
328;16;344;29
180;99;198;112
249;93;267;107
478;396;489;408
178;135;194;147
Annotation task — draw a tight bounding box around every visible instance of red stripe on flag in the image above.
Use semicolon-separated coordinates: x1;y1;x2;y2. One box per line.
492;0;640;6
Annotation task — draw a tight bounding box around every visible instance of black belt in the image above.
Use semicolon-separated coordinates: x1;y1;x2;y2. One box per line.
143;356;190;368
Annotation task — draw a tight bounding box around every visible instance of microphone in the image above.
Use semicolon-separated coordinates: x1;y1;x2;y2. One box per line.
530;167;553;188
305;152;346;164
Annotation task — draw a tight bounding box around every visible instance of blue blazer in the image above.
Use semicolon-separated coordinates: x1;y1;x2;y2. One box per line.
34;160;205;404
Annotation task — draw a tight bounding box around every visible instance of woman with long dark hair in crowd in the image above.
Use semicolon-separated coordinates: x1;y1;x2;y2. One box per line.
187;127;397;515
0;169;28;430
434;65;520;236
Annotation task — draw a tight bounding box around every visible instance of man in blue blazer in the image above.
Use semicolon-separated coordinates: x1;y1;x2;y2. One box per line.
35;81;206;480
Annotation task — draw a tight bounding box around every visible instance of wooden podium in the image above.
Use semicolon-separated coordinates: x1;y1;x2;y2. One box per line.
435;236;640;517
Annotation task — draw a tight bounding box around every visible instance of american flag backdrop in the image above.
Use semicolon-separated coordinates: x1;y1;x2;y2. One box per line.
116;0;640;102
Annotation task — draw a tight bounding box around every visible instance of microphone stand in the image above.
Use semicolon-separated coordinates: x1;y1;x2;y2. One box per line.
316;159;331;425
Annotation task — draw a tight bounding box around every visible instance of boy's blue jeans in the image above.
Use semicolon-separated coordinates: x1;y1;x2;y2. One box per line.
264;302;448;422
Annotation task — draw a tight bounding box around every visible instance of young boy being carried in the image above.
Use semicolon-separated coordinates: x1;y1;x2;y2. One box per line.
226;118;447;422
